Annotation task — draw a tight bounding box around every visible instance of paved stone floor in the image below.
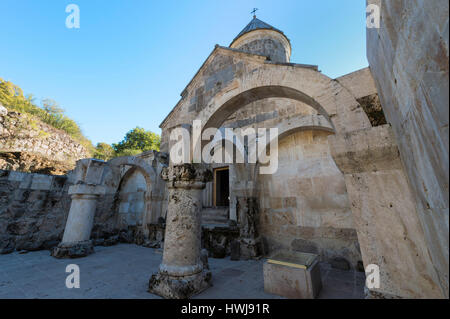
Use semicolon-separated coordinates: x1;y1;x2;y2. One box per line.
0;244;365;299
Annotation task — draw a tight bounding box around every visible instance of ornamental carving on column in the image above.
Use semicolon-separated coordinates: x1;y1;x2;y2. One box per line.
161;164;213;187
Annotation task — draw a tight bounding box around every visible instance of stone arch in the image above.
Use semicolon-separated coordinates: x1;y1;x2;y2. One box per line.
107;156;158;225
115;166;149;227
207;114;335;163
196;64;371;134
108;156;156;192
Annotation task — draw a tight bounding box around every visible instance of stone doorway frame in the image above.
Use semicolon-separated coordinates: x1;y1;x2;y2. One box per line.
213;166;230;207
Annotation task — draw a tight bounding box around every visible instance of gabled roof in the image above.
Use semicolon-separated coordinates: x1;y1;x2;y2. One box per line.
231;17;287;46
159;45;319;129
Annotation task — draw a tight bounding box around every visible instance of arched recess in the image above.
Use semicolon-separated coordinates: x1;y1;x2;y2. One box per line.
206;113;335;164
115;166;149;227
107;156;157;225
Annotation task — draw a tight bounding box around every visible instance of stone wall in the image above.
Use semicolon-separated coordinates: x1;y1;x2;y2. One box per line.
0;151;75;175
367;0;449;298
235;38;288;63
0;151;168;254
89;152;168;247
330;125;444;298
0;169;72;254
259;130;361;270
210;97;363;268
0;107;90;169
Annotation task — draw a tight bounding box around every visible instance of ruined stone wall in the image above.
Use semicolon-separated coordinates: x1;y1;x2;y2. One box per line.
0;151;168;254
0;170;73;254
367;0;449;297
0;168;123;254
0;107;90;168
91;151;168;247
0;151;75;175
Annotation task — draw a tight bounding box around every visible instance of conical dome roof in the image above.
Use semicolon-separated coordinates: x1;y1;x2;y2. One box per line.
231;16;287;46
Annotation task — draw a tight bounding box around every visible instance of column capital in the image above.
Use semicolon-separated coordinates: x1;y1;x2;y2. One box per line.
161;164;212;189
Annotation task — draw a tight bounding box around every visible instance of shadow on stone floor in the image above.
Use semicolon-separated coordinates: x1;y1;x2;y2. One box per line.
0;244;365;299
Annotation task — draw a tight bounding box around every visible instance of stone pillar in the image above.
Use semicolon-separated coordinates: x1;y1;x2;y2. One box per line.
148;164;213;299
51;159;106;259
237;196;262;260
52;184;105;258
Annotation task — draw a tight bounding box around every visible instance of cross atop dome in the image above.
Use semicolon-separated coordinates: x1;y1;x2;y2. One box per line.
251;8;258;18
232;16;285;43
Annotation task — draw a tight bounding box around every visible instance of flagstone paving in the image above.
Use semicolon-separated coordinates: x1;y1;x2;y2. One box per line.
0;244;365;299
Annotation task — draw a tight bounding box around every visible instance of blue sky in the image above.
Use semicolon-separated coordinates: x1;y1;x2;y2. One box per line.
0;0;368;145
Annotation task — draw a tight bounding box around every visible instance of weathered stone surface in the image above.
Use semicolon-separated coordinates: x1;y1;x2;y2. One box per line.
264;253;322;299
330;125;444;298
0;170;72;253
367;0;449;298
291;238;319;255
0;152;74;175
0;110;90;167
148;269;212;299
201;225;239;259
149;164;212;299
51;240;94;259
357;94;387;127
0;151;168;255
236;197;263;260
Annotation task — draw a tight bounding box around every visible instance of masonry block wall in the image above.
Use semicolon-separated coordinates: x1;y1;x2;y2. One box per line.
367;0;449;297
0;109;90;167
0;170;72;253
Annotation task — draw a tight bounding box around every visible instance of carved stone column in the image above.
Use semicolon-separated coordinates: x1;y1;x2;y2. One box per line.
148;164;213;299
52;183;105;258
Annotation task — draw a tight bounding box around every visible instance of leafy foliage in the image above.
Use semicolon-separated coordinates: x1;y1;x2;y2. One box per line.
112;127;161;157
0;78;94;154
93;143;116;161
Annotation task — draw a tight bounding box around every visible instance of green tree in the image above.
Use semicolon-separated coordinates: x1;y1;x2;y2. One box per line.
112;127;161;157
94;143;116;161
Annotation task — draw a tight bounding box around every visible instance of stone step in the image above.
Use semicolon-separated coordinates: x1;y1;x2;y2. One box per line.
202;207;229;225
202;218;228;225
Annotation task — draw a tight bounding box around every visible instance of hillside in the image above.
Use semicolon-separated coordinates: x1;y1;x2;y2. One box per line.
0;78;92;174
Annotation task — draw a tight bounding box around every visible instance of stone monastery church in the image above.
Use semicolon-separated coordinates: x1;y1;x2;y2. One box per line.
1;2;448;300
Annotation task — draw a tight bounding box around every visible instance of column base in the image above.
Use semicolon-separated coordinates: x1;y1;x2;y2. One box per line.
148;269;212;299
51;240;94;259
